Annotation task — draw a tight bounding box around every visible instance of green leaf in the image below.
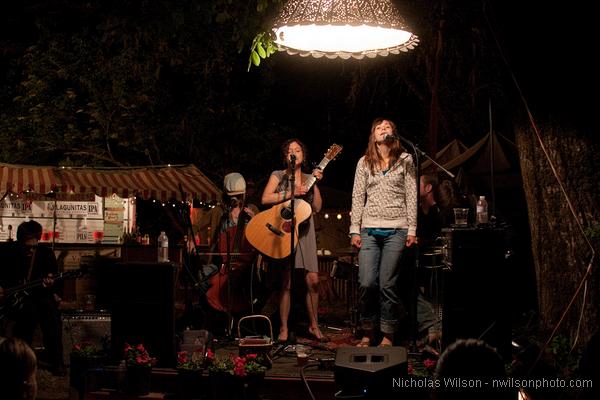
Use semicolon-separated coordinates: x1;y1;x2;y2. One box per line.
251;51;260;66
257;43;266;58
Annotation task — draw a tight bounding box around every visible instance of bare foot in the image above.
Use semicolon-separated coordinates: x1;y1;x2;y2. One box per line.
308;326;330;342
356;337;371;347
378;337;393;347
278;328;288;343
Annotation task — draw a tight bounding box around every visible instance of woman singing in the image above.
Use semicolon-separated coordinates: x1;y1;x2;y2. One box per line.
350;118;417;347
261;138;328;343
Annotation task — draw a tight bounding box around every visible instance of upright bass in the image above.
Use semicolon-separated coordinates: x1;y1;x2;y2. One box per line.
205;199;256;313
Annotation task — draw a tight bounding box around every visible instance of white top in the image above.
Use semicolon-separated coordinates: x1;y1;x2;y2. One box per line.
350;153;418;236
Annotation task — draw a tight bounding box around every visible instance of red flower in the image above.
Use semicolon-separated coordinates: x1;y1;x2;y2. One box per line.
206;349;215;360
124;342;157;367
423;358;437;370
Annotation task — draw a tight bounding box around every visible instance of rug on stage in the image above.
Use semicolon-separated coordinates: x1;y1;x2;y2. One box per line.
295;302;360;350
296;327;359;351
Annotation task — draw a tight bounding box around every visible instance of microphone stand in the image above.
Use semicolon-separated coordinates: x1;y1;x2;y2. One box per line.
223;202;235;339
287;155;298;344
387;135;454;179
175;185;204;330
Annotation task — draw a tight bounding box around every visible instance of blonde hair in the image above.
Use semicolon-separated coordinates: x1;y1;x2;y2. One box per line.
0;337;38;400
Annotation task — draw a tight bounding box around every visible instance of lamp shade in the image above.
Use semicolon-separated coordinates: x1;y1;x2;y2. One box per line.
273;0;419;59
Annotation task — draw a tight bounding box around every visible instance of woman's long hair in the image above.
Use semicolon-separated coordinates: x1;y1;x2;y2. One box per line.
0;337;37;400
281;138;308;172
363;118;405;175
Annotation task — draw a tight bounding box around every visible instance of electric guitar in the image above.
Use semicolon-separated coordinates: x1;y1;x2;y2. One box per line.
0;269;84;319
245;144;342;259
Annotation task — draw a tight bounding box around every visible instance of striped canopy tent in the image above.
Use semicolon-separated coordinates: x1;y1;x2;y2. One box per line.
1;163;221;202
0;163;59;198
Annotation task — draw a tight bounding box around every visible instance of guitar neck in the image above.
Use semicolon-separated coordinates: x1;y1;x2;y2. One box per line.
4;270;79;297
303;157;332;191
5;278;45;297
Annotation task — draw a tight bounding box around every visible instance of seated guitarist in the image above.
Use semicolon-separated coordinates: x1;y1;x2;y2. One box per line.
260;138;329;343
0;220;65;376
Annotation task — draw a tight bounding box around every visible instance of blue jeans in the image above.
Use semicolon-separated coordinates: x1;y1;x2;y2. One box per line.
358;228;408;334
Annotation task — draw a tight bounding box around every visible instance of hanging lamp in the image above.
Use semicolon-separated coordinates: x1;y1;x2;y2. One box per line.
272;0;419;59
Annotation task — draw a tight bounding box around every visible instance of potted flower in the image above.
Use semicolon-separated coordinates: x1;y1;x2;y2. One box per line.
70;341;107;395
206;349;267;400
177;348;205;371
176;348;205;400
123;343;157;395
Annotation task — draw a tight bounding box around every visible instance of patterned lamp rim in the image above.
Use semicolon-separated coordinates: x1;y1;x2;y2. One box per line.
272;0;419;59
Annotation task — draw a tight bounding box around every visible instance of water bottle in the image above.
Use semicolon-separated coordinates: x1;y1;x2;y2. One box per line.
476;196;488;224
157;231;169;263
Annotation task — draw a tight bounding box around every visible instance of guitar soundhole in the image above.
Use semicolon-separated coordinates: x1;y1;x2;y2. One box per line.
280;206;293;220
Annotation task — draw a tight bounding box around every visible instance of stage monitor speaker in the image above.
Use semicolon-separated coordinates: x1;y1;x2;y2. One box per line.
62;312;111;366
335;346;407;398
97;262;177;367
441;227;511;359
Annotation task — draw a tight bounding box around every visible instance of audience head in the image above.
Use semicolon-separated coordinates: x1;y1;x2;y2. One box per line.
435;179;462;211
0;337;38;400
434;338;511;400
420;174;439;202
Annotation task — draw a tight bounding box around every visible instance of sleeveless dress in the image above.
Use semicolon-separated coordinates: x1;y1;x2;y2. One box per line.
271;170;319;273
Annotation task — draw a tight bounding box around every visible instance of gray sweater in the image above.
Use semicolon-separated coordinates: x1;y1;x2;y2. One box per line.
350;153;418;236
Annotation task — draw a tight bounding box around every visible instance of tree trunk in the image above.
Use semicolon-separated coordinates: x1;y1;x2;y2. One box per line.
516;122;600;346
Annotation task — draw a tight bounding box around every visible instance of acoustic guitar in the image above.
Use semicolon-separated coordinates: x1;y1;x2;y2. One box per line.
245;143;342;259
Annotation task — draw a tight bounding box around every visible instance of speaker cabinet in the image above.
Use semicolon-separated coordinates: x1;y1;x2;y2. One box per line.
62;312;111;366
335;346;407;398
97;262;176;367
441;227;511;359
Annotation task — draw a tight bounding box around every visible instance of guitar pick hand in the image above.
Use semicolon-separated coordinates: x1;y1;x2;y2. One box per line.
42;274;55;288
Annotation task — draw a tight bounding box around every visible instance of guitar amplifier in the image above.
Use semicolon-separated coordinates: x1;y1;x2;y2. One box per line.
62;311;111;365
440;227;511;359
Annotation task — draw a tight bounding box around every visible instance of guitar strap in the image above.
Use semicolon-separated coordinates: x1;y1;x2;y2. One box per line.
25;246;37;283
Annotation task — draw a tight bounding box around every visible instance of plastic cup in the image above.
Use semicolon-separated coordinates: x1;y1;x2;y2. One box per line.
93;231;104;243
296;345;309;367
453;208;469;226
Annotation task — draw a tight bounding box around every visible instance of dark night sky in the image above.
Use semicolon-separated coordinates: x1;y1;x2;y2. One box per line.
484;2;596;126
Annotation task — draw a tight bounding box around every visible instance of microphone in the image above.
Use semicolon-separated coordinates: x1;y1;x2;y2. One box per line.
290;154;296;163
384;134;400;141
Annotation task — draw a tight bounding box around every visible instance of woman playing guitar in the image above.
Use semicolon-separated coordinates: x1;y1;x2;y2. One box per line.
258;138;329;343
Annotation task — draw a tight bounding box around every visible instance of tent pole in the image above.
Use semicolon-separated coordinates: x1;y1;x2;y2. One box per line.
52;197;57;251
489;98;496;217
